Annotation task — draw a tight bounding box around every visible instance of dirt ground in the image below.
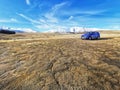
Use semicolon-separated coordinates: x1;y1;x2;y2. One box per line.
0;31;120;90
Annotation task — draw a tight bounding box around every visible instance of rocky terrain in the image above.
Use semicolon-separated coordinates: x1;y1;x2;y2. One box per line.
0;31;120;90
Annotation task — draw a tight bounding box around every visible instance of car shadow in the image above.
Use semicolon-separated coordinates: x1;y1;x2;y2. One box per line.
98;37;113;40
81;37;115;40
86;37;114;41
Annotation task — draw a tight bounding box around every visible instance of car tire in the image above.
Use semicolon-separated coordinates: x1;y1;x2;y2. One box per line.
97;37;100;39
81;37;84;40
89;37;92;40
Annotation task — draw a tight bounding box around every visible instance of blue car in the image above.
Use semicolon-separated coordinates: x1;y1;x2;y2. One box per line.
81;31;100;40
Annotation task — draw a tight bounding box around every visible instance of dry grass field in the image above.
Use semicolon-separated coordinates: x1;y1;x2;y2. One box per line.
0;31;120;90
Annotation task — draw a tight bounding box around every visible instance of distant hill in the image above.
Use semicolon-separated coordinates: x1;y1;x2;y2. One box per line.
0;27;37;33
14;30;25;33
0;29;16;34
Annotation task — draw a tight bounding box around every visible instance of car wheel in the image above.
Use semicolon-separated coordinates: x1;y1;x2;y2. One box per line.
89;37;92;40
97;37;100;39
81;37;84;40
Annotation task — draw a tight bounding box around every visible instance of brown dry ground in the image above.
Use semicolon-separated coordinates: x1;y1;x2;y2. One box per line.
0;31;120;90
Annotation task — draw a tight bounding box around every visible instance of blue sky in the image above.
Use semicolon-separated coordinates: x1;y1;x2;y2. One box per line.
0;0;120;32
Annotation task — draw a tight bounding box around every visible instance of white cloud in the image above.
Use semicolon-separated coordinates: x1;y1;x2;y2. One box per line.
81;10;106;15
18;13;55;30
18;14;40;24
44;26;102;33
45;28;67;33
108;25;120;30
0;18;18;23
70;27;101;33
39;19;46;23
44;13;58;23
26;0;31;5
0;20;9;23
35;23;68;33
44;2;69;23
52;2;68;12
11;18;18;22
21;28;36;33
11;27;37;33
62;9;106;17
68;16;73;20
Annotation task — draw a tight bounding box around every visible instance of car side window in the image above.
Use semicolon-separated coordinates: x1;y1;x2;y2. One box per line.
96;32;99;35
91;32;94;35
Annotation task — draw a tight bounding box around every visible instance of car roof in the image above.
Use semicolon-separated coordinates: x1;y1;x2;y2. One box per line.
87;31;99;32
85;31;99;33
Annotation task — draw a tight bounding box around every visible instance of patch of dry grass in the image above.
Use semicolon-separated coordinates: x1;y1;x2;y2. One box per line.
0;31;120;90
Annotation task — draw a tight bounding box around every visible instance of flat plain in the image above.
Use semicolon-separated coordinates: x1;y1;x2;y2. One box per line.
0;31;120;90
